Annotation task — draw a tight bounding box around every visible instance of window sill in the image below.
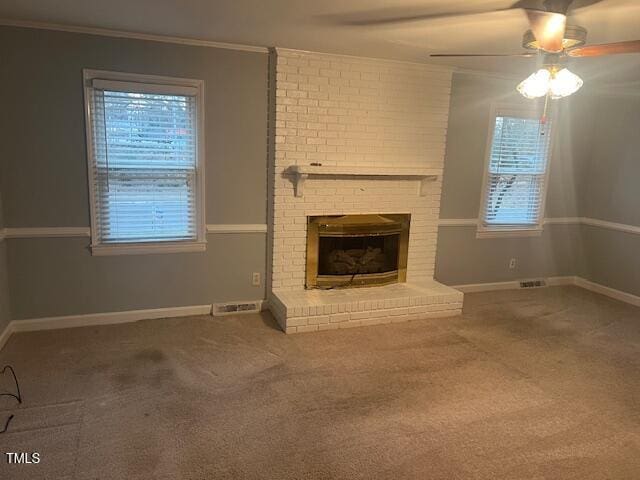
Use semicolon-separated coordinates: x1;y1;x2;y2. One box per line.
91;241;207;256
476;228;543;239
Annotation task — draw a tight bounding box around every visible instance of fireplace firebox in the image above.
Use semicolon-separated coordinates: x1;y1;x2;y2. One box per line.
306;214;410;289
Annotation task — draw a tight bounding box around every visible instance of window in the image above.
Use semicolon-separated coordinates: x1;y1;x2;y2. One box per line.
84;70;205;255
478;107;553;237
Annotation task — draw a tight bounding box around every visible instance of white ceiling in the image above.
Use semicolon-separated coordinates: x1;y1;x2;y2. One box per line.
2;0;640;84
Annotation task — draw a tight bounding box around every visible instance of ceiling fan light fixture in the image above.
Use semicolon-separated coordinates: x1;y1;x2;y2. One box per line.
517;67;583;99
517;68;552;99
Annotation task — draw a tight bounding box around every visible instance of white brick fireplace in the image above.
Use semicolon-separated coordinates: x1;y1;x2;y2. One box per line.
267;48;463;333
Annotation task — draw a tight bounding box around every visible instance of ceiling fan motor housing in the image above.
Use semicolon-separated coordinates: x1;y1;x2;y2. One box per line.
523;24;587;51
543;0;574;14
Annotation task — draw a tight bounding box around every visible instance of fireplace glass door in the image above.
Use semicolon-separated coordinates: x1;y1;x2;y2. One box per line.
306;214;410;289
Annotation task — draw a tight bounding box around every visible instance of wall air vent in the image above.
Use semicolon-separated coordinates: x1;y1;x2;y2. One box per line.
212;301;262;316
519;279;547;289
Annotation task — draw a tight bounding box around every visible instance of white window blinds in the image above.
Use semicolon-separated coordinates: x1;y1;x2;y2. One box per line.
88;81;200;244
482;114;552;227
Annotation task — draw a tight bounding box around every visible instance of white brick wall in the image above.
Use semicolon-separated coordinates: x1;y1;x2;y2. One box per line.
269;48;453;290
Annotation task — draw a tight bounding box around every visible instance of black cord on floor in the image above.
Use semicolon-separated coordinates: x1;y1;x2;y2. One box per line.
0;414;14;434
0;365;22;404
0;365;22;435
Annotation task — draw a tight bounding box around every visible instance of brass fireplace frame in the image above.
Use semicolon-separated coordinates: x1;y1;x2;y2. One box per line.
306;214;410;289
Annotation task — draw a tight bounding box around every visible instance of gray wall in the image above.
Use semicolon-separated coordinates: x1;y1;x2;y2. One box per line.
435;72;589;285
437;72;640;297
0;26;268;319
0;190;11;331
7;235;266;318
0;240;10;330
436;225;584;286
1;26;636;321
579;95;640;296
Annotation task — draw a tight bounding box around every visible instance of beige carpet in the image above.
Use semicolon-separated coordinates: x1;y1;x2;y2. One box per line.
1;286;640;479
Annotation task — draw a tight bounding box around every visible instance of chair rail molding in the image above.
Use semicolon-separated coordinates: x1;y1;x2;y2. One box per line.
2;225;268;239
3;218;637;239
438;216;640;236
206;224;268;234
580;217;640;235
4;227;91;238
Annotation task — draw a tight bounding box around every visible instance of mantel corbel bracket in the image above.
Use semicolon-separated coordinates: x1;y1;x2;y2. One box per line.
420;176;438;196
293;172;308;198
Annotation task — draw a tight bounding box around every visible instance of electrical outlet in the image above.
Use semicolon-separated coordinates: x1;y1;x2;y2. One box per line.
509;258;517;269
252;272;261;286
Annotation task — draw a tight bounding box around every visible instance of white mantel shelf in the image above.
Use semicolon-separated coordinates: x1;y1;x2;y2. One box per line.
285;165;442;197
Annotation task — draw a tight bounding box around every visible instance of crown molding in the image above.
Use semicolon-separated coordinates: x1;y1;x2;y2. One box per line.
0;18;269;53
3;17;636;90
0;18;542;78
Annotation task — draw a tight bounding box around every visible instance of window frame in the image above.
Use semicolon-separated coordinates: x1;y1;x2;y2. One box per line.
477;103;556;239
83;69;206;256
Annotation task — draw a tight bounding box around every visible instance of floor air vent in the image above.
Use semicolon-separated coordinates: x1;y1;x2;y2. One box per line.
212;301;262;316
519;279;547;289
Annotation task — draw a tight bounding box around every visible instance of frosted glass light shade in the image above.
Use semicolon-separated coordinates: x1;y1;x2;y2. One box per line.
549;68;583;98
517;69;552;99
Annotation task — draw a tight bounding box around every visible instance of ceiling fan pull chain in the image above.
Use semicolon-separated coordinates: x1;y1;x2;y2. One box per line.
541;93;550;124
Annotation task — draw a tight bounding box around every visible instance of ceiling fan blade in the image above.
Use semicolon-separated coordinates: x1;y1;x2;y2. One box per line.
321;0;605;28
562;0;606;11
567;40;640;57
525;9;566;52
430;53;537;58
519;0;606;14
335;10;508;26
325;1;532;27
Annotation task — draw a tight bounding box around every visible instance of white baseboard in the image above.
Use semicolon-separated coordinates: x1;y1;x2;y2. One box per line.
12;305;213;333
574;277;640;308
453;275;640;309
454;280;522;293
0;322;12;352
0;304;213;351
545;276;579;286
1;279;638;351
453;276;575;293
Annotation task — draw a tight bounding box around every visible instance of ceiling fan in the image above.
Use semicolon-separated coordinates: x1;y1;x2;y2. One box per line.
350;0;640;100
